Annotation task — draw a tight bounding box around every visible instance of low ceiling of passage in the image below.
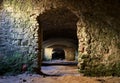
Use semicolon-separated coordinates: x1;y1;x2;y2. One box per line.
42;38;78;48
37;7;79;45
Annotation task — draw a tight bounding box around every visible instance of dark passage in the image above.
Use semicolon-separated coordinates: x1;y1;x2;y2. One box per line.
52;48;65;60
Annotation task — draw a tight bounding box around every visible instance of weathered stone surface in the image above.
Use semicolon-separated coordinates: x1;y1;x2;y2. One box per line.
77;1;120;75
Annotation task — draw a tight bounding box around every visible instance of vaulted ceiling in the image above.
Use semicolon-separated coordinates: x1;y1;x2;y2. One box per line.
37;8;79;47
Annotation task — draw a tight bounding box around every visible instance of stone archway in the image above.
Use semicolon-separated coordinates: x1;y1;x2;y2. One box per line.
36;7;80;74
42;39;78;61
52;48;65;60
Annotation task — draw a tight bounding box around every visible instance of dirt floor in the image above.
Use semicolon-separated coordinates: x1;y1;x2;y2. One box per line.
0;61;120;83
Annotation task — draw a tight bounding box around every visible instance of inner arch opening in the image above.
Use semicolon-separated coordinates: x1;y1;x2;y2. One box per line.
52;48;65;60
36;7;79;75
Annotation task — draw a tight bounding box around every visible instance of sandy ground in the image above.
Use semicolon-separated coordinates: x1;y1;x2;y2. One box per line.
0;65;120;83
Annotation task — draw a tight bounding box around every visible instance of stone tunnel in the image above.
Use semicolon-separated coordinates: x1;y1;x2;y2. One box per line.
37;8;79;61
0;0;120;76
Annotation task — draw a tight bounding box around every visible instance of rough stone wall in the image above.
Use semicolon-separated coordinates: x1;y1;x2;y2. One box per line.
77;18;120;76
0;0;67;57
76;0;120;76
0;1;39;56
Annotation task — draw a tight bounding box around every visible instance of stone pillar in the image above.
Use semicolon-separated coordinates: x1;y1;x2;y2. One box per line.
44;48;53;60
77;19;91;70
64;47;75;61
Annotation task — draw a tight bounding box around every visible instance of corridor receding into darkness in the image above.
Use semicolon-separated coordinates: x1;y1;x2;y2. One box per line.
37;8;79;62
0;1;120;82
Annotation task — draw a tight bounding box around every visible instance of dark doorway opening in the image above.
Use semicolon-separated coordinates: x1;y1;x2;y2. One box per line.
52;48;65;60
36;7;79;76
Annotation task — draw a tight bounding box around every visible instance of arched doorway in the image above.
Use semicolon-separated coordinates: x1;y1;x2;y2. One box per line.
42;39;78;61
52;48;65;60
36;7;79;75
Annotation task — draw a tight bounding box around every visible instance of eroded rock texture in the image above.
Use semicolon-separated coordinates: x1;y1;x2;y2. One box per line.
76;0;120;76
